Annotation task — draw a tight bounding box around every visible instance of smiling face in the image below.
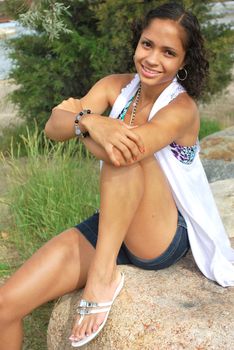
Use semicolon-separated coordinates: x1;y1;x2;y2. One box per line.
134;18;187;89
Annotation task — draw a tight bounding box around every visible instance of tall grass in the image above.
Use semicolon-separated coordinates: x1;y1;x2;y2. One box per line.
199;118;221;140
1;127;100;349
2;126;100;260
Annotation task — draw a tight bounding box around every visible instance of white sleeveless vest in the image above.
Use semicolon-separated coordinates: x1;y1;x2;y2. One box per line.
109;74;234;287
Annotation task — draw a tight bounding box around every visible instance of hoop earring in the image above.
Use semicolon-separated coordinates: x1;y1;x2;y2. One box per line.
177;68;188;81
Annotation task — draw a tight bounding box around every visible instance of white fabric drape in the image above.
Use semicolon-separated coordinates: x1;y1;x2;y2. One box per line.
109;74;234;287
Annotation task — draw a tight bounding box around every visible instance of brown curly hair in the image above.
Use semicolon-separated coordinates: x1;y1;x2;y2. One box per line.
132;2;209;99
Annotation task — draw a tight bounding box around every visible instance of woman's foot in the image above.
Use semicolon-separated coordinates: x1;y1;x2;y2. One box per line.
69;267;122;343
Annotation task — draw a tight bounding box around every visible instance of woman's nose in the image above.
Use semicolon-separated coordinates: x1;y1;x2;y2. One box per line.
145;50;160;66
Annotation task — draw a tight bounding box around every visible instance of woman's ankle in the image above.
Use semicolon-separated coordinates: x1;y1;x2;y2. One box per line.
88;260;118;284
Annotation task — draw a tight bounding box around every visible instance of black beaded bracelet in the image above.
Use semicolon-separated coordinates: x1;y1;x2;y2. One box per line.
74;109;91;138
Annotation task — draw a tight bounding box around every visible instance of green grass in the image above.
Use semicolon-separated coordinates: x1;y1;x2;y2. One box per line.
0;123;29;157
1;126;100;349
199;117;222;140
2;126;99;259
0;261;11;277
23;302;55;350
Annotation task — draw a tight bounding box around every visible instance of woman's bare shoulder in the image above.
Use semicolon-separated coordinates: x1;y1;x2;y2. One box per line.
169;92;198;119
102;73;135;105
167;92;200;144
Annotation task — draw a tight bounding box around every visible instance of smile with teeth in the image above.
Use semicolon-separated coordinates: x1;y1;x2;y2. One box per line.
142;65;162;76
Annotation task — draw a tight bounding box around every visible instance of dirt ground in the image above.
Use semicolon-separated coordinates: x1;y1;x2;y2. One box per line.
199;76;234;127
0;79;21;132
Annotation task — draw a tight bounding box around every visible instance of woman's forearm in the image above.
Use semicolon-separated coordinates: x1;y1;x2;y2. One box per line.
45;97;87;141
44;108;120;164
81;138;110;163
82;138;126;166
45;108;79;141
45;99;130;166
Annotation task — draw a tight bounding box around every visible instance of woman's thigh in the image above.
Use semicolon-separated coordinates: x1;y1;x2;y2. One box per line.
122;212;190;270
123;156;179;260
0;228;95;321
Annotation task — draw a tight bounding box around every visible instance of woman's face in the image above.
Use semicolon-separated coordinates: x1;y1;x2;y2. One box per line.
134;18;187;88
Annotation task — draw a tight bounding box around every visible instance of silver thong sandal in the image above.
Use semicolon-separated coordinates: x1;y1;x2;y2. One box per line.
71;272;125;348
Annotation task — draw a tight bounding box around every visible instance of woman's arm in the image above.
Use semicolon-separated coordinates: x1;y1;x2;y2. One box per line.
116;93;199;164
45;74;144;165
81;137;126;166
45;76;113;141
78;93;199;166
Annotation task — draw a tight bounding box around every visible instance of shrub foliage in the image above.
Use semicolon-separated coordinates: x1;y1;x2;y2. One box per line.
4;0;234;128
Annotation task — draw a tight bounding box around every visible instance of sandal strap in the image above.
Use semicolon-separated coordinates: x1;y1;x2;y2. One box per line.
78;299;112;308
78;307;110;315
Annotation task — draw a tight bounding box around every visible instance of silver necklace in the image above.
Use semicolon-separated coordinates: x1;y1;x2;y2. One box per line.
129;84;141;126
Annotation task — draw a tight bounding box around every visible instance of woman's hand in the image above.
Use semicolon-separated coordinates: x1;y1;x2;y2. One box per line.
80;115;145;166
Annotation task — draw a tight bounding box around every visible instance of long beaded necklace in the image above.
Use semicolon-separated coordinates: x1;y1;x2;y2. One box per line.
129;84;141;126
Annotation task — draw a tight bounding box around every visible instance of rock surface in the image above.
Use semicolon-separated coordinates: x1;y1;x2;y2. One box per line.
47;239;234;350
201;158;234;183
199;126;234;162
210;179;234;238
48;176;234;350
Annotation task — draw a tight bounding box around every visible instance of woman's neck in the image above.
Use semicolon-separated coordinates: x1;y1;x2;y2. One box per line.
140;79;173;105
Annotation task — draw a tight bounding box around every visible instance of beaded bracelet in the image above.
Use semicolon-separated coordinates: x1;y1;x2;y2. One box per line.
74;109;91;138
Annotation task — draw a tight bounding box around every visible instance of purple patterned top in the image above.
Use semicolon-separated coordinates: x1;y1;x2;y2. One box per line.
169;141;197;165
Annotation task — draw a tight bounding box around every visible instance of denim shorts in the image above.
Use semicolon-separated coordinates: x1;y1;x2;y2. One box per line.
75;210;190;270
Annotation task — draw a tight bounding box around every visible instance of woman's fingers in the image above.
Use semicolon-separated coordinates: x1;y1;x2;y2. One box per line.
112;147;126;166
105;137;141;165
87;117;145;164
105;141;132;164
105;144;121;167
122;137;141;159
115;137;141;161
125;129;145;153
114;140;135;162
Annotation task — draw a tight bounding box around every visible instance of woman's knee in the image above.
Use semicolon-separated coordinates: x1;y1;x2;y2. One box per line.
49;227;81;263
0;286;22;325
0;229;80;325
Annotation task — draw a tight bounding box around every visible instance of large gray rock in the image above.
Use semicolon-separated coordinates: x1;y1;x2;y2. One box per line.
201;158;234;183
47;241;234;350
199;126;234;182
210;179;234;238
200;126;234;162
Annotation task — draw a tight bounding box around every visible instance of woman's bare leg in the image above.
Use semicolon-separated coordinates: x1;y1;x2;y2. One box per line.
0;228;95;350
71;157;178;341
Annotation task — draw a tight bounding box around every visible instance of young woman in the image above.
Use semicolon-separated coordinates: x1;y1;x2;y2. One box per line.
1;2;234;349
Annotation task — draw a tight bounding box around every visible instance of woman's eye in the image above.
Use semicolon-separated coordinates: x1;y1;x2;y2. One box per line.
142;41;151;48
165;50;176;57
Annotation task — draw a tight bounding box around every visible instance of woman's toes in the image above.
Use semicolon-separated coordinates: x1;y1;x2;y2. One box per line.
79;320;90;339
78;329;85;340
92;322;101;333
85;322;93;337
70;326;79;341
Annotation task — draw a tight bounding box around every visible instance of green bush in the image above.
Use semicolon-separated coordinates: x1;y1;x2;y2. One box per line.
4;0;234;128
